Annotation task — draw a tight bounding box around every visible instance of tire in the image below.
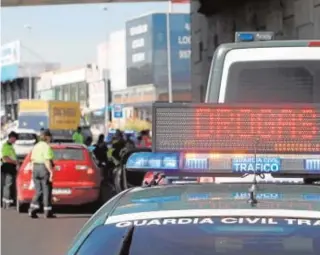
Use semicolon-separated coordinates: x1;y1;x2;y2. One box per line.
16;200;28;213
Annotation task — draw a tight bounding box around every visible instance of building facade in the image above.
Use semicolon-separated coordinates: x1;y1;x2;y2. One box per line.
1;40;60;120
110;12;191;127
36;64;101;111
126;12;191;94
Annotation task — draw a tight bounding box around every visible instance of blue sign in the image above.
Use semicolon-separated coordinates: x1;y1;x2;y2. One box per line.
304;159;320;171
113;104;123;118
1;64;19;82
152;13;191;89
232;157;281;173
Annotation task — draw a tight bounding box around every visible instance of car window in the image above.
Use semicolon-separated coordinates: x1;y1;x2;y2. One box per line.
224;60;320;103
53;148;85;160
76;216;320;255
18;133;37;141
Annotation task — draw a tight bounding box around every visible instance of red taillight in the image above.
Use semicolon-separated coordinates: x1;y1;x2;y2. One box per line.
75;165;94;174
308;41;320;47
197;177;215;183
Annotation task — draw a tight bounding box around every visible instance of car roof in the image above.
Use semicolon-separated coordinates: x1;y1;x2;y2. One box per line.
50;143;87;149
106;183;320;218
14;128;38;134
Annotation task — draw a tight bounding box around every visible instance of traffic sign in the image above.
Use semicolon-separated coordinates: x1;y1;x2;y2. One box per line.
113;104;123;118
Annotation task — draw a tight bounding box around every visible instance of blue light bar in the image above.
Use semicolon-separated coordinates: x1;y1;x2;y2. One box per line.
237;33;254;42
235;31;275;42
126;152;179;170
126;152;320;178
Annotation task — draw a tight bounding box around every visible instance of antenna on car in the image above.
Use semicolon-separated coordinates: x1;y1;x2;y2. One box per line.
247;137;263;207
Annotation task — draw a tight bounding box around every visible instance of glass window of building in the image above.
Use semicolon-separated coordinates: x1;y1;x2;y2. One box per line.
40;90;54;100
62;85;70;101
55;87;62;100
78;82;88;106
70;83;78;102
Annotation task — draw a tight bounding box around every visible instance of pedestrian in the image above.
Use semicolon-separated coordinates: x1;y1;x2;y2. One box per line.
72;126;84;144
93;134;108;165
28;129;56;219
84;136;93;147
1;131;19;209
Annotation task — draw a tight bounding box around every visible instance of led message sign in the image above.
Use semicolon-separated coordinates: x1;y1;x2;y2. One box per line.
153;103;320;153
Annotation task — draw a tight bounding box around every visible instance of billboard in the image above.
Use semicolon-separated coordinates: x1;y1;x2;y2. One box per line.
125;13;191;91
152;13;190;90
1;41;21;82
126;15;153;87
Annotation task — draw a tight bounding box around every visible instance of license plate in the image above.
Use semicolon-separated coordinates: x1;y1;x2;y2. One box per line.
52;189;72;195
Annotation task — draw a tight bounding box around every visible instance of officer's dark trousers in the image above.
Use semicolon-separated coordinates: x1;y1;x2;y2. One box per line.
1;163;17;205
29;164;53;212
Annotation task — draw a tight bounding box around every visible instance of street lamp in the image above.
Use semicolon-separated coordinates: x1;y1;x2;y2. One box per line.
23;24;33;99
101;6;110;134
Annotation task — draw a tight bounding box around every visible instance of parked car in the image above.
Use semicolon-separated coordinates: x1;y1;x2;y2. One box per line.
16;143;105;212
0;128;38;163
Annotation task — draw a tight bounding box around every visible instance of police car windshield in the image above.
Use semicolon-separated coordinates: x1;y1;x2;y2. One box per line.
223;60;320;103
111;184;320;216
76;217;320;255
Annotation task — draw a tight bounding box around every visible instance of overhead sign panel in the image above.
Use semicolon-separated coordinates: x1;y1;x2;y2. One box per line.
153;103;320;153
1;41;21;67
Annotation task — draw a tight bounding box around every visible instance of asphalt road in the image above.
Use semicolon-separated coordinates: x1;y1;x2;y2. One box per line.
1;208;91;255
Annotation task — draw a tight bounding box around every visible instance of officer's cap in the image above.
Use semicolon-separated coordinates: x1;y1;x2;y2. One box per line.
8;131;19;139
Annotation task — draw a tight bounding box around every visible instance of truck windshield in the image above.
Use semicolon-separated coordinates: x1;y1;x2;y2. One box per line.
223;60;320;103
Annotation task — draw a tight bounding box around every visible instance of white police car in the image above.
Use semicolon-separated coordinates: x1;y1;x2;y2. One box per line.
67;151;320;255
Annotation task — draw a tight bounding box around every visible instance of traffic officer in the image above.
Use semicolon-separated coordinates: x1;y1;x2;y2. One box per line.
72;126;84;144
28;129;56;219
1;131;19;209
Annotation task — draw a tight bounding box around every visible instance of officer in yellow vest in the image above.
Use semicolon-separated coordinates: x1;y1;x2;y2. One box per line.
1;131;19;209
28;129;56;219
72;126;84;144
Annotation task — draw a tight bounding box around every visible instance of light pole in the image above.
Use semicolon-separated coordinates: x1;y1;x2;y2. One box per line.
166;1;173;103
101;6;110;134
24;24;33;99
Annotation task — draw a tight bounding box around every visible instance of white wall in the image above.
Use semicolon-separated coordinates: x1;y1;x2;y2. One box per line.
97;42;109;80
96;30;126;92
51;67;86;87
108;30;127;91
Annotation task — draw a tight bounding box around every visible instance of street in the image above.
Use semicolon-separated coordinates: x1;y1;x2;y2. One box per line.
1;208;91;255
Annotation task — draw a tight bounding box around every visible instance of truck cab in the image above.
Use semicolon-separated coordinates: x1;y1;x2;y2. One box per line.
205;32;320;104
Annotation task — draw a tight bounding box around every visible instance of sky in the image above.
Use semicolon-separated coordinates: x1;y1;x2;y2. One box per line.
1;2;189;68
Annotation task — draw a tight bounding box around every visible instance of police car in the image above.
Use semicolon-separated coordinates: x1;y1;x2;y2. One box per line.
67;152;320;255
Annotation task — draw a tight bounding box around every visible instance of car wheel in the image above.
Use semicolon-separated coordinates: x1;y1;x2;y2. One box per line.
16;200;28;213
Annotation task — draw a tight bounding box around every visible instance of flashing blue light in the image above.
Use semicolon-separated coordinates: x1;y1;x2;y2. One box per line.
304;159;320;171
126;152;179;170
237;33;254;42
235;31;274;42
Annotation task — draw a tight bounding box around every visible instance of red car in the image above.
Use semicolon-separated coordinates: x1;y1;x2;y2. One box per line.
16;143;103;212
